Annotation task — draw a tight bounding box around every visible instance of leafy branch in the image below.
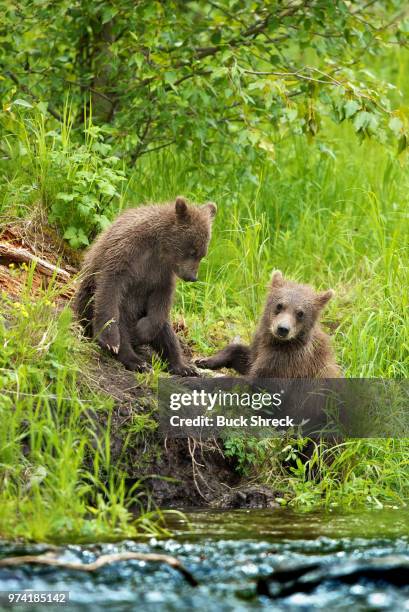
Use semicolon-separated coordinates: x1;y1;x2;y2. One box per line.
1;0;408;161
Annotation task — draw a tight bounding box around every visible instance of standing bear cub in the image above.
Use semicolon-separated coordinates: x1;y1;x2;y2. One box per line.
75;196;217;375
196;271;340;378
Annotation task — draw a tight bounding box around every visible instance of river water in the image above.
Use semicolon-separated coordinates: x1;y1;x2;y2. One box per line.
0;509;409;610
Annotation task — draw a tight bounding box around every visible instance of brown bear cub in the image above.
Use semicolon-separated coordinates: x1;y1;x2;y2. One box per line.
196;271;340;378
74;196;217;375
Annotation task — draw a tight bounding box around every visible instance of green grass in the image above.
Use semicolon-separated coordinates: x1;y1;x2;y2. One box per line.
126;127;408;379
0;272;170;542
0;52;408;534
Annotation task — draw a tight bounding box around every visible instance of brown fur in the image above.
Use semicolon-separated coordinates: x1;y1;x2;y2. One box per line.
74;196;217;374
196;271;341;378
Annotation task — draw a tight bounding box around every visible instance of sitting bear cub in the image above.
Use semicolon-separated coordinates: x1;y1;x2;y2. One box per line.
75;196;217;375
196;270;340;378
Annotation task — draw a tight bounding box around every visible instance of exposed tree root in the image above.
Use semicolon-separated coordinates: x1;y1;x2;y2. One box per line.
187;436;227;501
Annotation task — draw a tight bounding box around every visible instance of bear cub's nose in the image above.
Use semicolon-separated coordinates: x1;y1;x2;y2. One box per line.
185;273;198;282
277;324;290;337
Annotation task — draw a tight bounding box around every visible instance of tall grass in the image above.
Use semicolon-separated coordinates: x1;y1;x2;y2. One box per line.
125;126;408;379
0;272;168;542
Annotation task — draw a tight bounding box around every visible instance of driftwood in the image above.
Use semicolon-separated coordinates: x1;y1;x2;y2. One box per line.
0;242;71;281
0;551;198;586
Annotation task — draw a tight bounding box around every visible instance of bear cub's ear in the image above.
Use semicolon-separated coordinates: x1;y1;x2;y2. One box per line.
270;270;284;288
315;289;334;308
202;202;217;218
175;196;188;219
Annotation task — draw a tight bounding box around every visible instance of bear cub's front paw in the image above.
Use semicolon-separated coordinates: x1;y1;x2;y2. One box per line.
195;357;213;370
97;322;121;354
121;355;152;372
170;362;200;377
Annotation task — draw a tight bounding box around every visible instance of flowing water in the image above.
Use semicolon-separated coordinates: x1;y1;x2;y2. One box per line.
1;509;409;611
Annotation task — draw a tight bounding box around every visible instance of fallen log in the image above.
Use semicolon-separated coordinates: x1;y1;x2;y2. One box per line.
0;242;71;281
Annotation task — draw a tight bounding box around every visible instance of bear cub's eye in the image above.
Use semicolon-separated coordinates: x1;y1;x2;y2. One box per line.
296;310;304;320
188;249;197;258
276;303;283;313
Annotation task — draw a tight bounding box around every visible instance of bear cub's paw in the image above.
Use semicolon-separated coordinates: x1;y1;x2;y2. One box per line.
170;362;200;377
120;354;153;373
98;322;121;354
194;357;214;370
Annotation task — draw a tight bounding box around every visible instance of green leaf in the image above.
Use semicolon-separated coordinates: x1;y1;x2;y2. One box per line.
388;117;403;136
399;19;409;33
12;98;33;109
77;229;89;246
98;182;117;197
211;30;221;44
78;203;92;217
36;101;48;115
344;100;360;119
318;143;336;160
164;71;178;84
353;111;378;133
96;215;111;230
397;134;407;154
63;227;77;240
57;192;76;201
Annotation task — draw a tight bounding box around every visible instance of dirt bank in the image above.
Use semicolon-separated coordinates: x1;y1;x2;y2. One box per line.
87;352;278;509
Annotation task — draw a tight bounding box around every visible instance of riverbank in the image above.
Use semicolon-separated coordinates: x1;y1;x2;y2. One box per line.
0;222;280;514
1;508;409;610
1;214;409;542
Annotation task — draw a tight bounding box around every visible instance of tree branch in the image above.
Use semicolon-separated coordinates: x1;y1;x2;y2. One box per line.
243;68;339;85
0;552;198;586
0;243;71;281
138;140;176;157
4;70;63;122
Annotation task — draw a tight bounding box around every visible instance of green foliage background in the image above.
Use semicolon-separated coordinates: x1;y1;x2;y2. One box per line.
0;1;408;540
2;0;409;244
